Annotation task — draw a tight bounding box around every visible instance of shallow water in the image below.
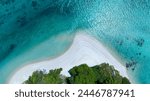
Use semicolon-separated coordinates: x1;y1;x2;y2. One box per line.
0;0;150;83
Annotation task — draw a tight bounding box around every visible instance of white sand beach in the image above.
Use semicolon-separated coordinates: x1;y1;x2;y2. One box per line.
8;31;129;84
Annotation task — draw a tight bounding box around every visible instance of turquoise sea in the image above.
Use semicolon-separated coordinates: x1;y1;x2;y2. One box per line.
0;0;150;83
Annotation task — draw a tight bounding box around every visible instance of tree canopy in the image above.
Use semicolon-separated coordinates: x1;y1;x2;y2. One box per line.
24;63;130;84
67;64;96;84
24;68;63;84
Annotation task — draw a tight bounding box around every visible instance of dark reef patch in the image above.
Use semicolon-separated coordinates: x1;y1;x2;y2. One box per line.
135;38;145;47
0;21;4;26
0;44;16;61
136;52;141;56
31;1;38;10
16;15;28;27
0;0;15;5
125;59;137;71
116;40;123;46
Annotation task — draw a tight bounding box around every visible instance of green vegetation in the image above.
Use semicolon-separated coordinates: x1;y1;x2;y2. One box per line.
92;63;123;84
67;64;96;84
24;68;63;84
24;63;130;84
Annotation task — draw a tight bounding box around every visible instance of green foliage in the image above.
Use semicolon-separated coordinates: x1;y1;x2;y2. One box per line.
67;64;96;84
24;70;44;84
67;63;130;84
122;77;131;84
24;63;130;84
92;63;123;84
24;68;63;84
42;68;63;84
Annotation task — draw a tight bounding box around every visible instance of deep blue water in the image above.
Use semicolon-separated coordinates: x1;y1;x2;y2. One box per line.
0;0;150;83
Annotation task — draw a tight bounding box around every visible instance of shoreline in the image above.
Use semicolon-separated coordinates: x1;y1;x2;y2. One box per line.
8;31;129;84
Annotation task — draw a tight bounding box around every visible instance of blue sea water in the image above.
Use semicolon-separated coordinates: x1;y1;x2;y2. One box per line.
0;0;150;83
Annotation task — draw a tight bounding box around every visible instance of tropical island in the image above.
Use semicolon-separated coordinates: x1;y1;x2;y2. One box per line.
8;33;129;84
24;63;130;84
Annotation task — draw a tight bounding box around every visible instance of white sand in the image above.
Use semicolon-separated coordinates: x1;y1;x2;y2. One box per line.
8;31;128;84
